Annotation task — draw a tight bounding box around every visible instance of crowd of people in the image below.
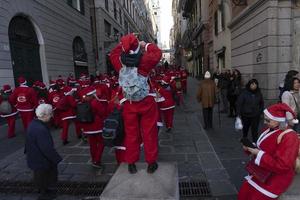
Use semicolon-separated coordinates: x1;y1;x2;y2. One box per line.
198;69;300;200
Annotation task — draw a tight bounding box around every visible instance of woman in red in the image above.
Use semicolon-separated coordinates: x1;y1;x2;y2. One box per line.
238;103;299;200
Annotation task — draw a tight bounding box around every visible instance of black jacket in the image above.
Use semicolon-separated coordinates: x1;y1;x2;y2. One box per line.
236;89;264;117
25;119;62;171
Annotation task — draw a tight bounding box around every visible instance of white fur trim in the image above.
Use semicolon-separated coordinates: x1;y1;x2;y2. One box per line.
87;89;96;96
113;146;126;150
83;130;102;134
160;105;175;111
0;111;18;118
155;97;165;102
264;109;286;122
62;116;76;120
119;98;127;104
145;43;151;52
19;85;28;87
129;43;140;55
157;122;163;127
293;119;299;124
255;151;265;166
161;80;168;85
3;89;12;93
245;176;278;198
17;108;34;112
257;129;278;148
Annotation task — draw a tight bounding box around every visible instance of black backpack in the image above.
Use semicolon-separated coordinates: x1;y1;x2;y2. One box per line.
76;102;94;123
102;108;124;147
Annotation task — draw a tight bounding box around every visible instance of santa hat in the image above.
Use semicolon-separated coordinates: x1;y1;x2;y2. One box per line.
161;76;171;85
2;85;12;93
79;73;87;80
81;87;96;98
120;33;140;54
49;80;56;87
204;71;211;79
18;77;27;85
264;103;299;124
39;82;46;90
63;86;75;96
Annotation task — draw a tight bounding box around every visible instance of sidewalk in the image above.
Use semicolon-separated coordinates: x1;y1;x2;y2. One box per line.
0;77;240;199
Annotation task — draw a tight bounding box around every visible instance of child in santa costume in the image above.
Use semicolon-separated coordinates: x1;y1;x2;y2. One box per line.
110;33;162;174
238;103;300;200
0;85;18;138
10;77;38;131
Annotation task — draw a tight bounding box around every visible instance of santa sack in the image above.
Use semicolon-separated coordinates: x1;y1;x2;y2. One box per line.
277;129;300;173
118;67;149;101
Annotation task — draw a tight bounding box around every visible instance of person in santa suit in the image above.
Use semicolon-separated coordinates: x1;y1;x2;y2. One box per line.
10;77;38;131
58;86;81;145
67;73;77;87
48;80;62;128
180;67;188;94
0;85;18;138
36;82;48;105
78;87;105;168
238;103;300;200
110;33;162;174
157;75;176;132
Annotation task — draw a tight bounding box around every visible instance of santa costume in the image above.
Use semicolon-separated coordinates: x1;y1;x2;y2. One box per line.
0;85;18;138
110;33;162;174
10;77;37;131
238;103;300;200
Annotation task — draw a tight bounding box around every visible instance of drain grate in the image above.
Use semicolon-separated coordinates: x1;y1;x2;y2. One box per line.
179;181;211;197
0;180;107;196
0;180;211;197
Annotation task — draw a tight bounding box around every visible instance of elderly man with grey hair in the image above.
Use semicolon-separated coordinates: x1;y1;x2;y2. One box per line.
25;104;62;200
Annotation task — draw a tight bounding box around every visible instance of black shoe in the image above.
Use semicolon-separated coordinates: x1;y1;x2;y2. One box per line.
62;140;69;145
147;162;158;174
128;163;137;174
77;135;82;139
166;128;172;132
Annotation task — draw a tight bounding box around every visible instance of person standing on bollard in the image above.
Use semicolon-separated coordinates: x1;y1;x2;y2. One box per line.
25;104;62;200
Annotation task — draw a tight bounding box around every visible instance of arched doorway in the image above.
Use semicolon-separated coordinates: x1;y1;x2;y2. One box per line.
8;16;43;86
73;36;88;78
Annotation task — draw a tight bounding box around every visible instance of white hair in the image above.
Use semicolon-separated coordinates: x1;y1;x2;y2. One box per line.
35;104;53;118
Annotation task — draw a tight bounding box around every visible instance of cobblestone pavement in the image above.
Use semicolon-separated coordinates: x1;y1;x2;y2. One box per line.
0;77;241;199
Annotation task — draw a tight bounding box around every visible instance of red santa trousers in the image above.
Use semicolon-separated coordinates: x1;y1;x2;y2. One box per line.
19;111;34;131
87;134;104;163
238;181;276;200
53;110;62;127
123;96;159;164
61;119;81;141
115;149;125;164
5;116;16;138
162;108;174;129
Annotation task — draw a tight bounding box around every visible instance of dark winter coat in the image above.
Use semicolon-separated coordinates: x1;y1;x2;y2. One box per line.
236;88;264;117
25;119;62;171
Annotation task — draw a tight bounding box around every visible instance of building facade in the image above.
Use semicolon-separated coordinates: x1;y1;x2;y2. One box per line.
0;0;94;87
94;0;156;74
229;0;300;101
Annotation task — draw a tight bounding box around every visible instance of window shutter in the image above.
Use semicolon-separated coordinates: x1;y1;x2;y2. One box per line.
80;0;85;15
214;11;218;36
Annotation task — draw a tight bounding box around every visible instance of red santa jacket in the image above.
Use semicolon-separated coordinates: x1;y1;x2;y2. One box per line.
80;98;106;134
0;94;18;118
245;128;299;198
110;43;162;77
48;90;61;110
157;85;175;110
59;95;77;121
10;85;38;112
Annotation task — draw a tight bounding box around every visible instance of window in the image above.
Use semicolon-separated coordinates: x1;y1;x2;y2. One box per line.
119;9;122;25
104;20;111;37
67;0;85;14
113;28;119;38
113;1;117;20
214;5;225;35
105;0;109;11
217;53;225;69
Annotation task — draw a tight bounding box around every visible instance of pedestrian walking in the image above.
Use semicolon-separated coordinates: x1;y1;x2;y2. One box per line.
110;33;162;174
279;70;299;101
281;77;300;132
227;69;241;117
236;79;264;142
196;71;217;130
218;70;230;113
25;104;62;200
238;103;299;200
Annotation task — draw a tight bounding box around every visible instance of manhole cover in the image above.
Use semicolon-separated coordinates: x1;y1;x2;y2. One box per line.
0;180;107;196
179;181;211;197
